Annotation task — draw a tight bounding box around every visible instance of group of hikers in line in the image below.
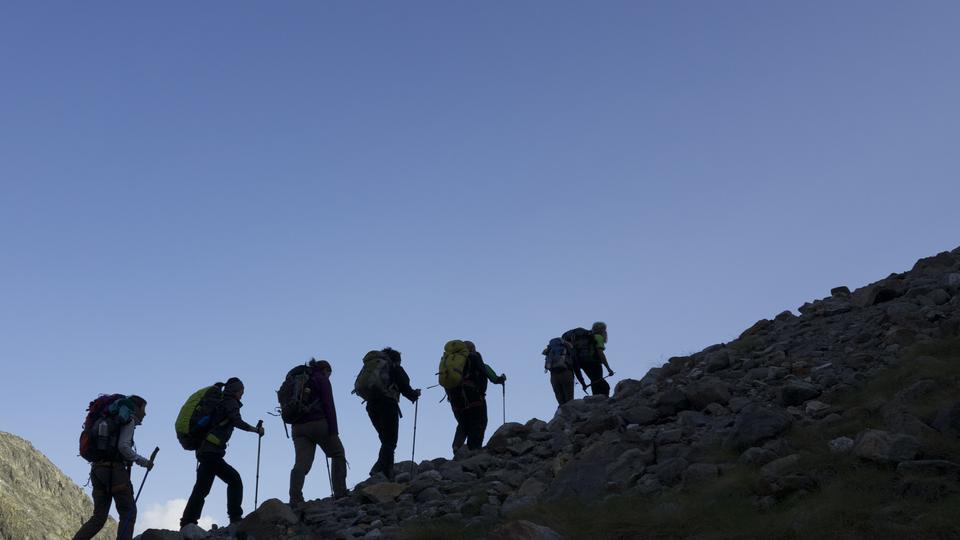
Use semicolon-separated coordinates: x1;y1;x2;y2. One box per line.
72;322;612;540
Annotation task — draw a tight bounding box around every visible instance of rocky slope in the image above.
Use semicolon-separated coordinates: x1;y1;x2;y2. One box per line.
144;246;960;539
0;431;117;540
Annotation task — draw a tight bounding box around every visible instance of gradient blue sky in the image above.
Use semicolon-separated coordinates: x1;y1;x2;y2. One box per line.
1;1;958;531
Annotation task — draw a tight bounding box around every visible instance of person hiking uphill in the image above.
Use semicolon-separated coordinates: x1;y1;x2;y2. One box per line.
355;347;421;480
288;359;348;504
542;337;586;405
74;395;153;540
564;322;615;396
449;341;506;452
180;377;264;529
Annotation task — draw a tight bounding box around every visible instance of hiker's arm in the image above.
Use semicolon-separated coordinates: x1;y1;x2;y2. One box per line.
484;364;505;384
598;348;614;375
317;373;339;436
395;366;420;402
226;402;259;433
595;334;614;375
117;422;151;468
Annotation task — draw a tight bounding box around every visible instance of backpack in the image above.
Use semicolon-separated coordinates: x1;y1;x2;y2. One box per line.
277;365;320;424
78;394;130;462
563;327;598;365
544;338;573;371
175;383;225;451
438;340;470;389
354;351;398;401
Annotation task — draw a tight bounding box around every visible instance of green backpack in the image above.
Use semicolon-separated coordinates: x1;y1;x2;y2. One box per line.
175;383;224;451
438;340;470;389
353;350;398;401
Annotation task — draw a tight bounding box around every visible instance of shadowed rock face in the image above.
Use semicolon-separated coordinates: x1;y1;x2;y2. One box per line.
0;431;117;540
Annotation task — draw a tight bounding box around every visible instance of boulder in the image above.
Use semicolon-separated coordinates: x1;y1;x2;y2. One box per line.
738;447;777;467
359;482;406;503
828;437;854;454
896;460;960;479
235;498;299;539
704;350;730;373
543;458;608;502
487;422;532;453
489;520;564;540
140;531;182;540
621;405;660;426
852;429;921;464
779;380;821;406
724;404;793;451
656;388;690;415
649;458;689;487
684;378;731;410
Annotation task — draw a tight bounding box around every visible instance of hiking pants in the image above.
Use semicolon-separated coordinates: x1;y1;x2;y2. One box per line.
73;463;136;540
581;362;609;396
550;369;575;405
366;399;399;478
290;419;347;502
181;454;243;526
452;401;488;451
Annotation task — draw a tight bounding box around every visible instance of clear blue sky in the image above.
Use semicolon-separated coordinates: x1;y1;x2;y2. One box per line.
1;1;958;531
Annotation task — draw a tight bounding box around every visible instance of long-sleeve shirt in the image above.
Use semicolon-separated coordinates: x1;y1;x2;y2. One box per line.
389;363;420;403
116;415;150;467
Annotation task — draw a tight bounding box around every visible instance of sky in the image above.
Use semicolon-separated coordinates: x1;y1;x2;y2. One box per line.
0;1;958;533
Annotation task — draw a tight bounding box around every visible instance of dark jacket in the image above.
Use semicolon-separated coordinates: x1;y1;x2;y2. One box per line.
198;396;256;456
297;368;339;435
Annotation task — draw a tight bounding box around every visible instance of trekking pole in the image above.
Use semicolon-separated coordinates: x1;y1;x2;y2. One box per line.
502;383;507;424
135;446;159;502
254;419;263;509
325;455;333;496
118;446;158;539
411;399;419;479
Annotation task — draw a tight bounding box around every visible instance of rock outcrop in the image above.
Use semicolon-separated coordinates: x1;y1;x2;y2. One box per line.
140;246;960;538
0;431;117;540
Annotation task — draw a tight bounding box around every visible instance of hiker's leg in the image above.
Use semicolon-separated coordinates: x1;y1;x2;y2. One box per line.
319;430;348;497
560;370;575;403
379;403;400;478
180;458;217;527
214;458;244;522
113;469;137;540
72;466;110;540
595;377;610;396
366;402;385;474
466;402;488;450
550;370;574;405
582;363;608;396
289;422;318;504
452;407;468;452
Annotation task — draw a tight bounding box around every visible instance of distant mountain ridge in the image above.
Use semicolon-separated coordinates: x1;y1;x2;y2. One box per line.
0;431;116;540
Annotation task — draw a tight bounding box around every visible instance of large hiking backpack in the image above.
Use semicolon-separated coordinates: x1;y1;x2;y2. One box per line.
354;351;397;401
175;383;225;451
438;340;470;389
544;337;574;371
78;394;129;462
277;365;320;423
562;327;598;364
